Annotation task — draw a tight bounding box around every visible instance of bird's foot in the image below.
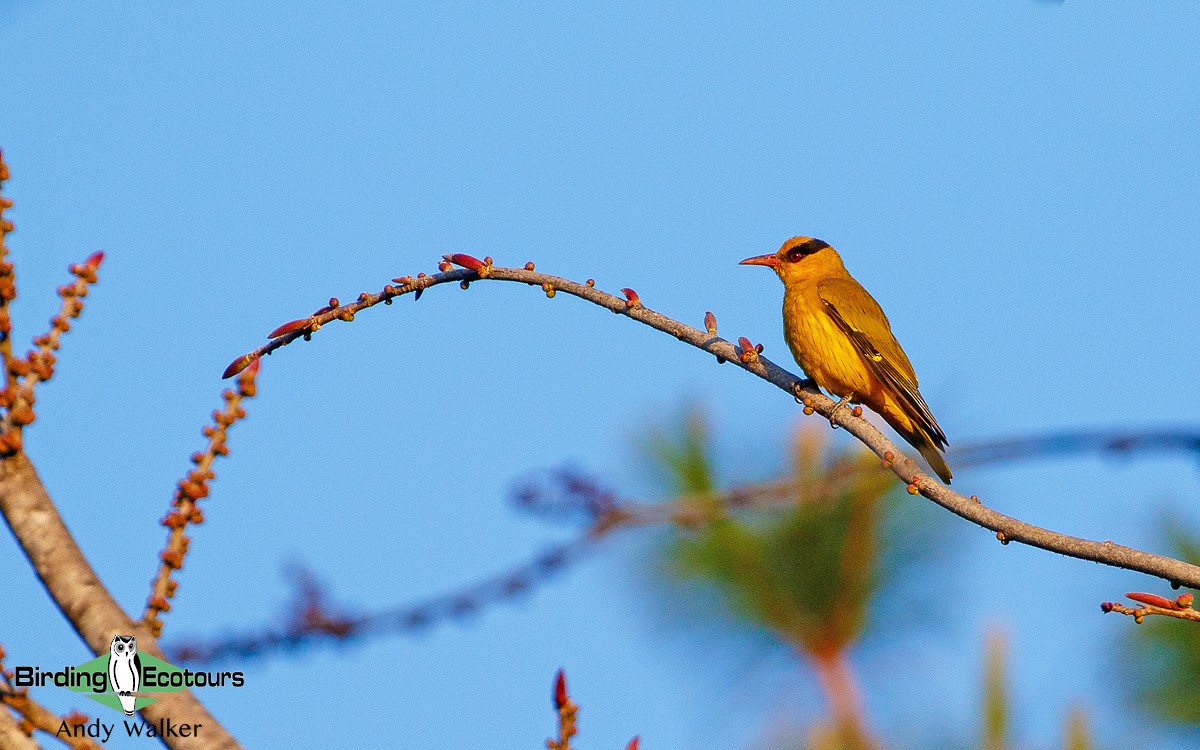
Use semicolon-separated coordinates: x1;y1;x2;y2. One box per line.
792;379;818;404
828;395;853;429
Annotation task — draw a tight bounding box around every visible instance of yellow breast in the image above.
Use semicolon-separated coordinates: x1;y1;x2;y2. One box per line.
782;286;874;400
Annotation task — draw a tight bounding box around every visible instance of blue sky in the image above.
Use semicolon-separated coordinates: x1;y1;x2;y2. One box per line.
3;1;1200;747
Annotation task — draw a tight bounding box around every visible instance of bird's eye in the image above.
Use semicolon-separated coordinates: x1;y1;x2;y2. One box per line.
784;239;830;263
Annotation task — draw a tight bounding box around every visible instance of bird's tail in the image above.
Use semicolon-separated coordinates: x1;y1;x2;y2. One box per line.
896;422;953;485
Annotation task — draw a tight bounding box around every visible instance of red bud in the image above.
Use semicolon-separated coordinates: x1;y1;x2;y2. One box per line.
443;253;485;272
222;354;256;379
1125;592;1176;609
704;311;717;334
85;251;105;268
737;338;762;363
621;288;641;307
626;737;640;750
267;318;313;339
553;669;568;710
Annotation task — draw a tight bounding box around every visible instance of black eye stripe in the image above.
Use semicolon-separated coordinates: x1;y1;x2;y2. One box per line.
785;239;830;262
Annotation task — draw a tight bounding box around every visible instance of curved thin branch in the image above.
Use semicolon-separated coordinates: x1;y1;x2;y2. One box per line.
0;453;242;750
223;258;1200;591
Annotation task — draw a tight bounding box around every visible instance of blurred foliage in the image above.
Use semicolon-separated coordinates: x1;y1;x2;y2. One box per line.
648;409;720;498
1124;515;1200;728
981;631;1010;750
646;409;903;657
743;628;1097;750
644;409;916;750
642;408;1105;750
1063;706;1093;750
978;632;1094;750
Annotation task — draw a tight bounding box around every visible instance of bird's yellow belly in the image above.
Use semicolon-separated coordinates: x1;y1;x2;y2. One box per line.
782;296;873;400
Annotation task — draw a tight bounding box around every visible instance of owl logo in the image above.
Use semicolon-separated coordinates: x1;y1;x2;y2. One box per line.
108;635;141;716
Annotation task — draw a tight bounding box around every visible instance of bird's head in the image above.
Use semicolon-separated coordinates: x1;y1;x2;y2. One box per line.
740;236;840;284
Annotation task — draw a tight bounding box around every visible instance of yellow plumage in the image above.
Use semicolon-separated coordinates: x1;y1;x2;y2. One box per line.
741;236;952;484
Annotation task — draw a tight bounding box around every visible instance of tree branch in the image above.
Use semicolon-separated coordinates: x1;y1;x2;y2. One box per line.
0;453;242;749
170;539;589;664
223;256;1200;591
144;361;261;635
173;423;1200;663
0;251;105;453
0;152;19;406
0;704;38;750
950;429;1200;467
1;687;100;750
1102;592;1200;624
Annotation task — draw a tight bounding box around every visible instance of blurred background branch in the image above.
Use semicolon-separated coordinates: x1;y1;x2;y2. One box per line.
168;411;1200;747
170;424;1200;667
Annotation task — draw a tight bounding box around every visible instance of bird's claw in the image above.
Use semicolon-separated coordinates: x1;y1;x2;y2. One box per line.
828;395;853;429
792;379;818;404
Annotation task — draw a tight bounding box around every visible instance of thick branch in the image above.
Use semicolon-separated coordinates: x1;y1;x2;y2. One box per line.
0;453;242;749
224;261;1200;591
0;704;38;750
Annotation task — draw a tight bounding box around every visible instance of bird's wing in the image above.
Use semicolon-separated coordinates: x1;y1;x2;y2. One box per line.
817;277;947;447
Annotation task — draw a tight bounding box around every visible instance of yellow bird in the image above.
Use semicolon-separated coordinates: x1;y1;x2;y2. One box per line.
740;236;952;484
